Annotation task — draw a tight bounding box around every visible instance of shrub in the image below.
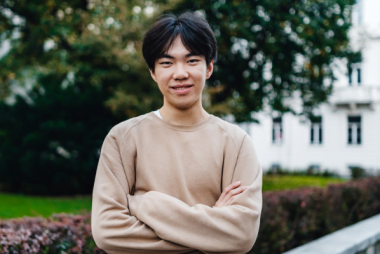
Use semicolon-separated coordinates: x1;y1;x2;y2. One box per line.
0;79;121;195
349;166;366;179
0;213;105;254
250;176;380;254
1;177;379;254
265;167;339;178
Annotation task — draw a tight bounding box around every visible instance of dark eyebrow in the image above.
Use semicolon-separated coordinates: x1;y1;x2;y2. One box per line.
158;54;174;59
185;52;201;58
158;52;201;60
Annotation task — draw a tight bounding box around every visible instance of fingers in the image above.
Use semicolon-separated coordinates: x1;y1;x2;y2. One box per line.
223;186;248;205
215;181;241;207
225;186;249;206
221;181;241;200
215;184;249;208
225;194;239;207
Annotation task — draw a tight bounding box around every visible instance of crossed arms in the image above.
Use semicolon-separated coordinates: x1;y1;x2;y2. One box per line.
91;127;262;254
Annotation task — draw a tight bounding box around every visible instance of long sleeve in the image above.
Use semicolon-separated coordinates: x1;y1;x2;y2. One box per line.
128;134;262;254
91;126;195;254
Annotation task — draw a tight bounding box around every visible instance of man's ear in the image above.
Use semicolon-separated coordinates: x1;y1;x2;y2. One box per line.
149;68;157;82
206;60;214;80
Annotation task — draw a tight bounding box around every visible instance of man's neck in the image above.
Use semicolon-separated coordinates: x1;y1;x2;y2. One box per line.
159;101;209;126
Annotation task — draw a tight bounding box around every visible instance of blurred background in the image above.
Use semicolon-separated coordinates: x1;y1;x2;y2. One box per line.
0;0;379;253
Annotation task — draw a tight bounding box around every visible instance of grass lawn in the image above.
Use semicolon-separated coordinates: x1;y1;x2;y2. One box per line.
263;175;347;192
0;193;92;219
0;176;347;219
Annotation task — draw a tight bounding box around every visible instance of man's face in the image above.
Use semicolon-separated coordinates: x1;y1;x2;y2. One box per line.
150;36;213;110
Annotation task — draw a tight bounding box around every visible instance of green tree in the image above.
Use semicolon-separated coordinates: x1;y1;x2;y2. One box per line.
0;0;359;194
0;73;117;195
0;0;173;194
172;0;358;122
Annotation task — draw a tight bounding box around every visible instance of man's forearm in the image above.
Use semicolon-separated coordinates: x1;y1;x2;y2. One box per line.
127;179;262;254
92;184;197;253
92;129;196;254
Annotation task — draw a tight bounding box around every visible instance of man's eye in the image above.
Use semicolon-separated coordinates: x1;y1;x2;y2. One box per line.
160;62;171;65
188;59;200;63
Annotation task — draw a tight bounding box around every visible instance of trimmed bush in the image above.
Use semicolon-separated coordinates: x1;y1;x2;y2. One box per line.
250;176;380;254
265;167;339;178
350;166;366;179
1;177;379;254
0;213;104;254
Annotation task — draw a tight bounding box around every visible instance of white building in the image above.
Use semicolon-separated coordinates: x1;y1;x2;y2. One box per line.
245;0;380;177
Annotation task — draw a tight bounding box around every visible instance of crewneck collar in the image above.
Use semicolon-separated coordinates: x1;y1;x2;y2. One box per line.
149;111;216;132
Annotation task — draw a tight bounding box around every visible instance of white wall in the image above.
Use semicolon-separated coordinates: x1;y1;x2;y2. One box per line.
249;102;380;177
247;1;380;177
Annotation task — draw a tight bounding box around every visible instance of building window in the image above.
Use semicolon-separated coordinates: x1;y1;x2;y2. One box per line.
348;66;352;85
308;164;321;173
348;116;361;144
269;163;281;173
310;116;322;144
348;65;362;85
272;117;283;144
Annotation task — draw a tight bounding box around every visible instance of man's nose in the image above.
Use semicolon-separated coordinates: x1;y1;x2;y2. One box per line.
173;63;189;80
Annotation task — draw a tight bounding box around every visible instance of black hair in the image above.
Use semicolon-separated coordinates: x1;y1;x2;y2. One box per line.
142;12;217;72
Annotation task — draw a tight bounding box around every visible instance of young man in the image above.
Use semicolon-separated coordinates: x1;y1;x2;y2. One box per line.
91;12;262;254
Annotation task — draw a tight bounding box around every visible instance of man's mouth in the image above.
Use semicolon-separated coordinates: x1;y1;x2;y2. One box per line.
172;85;193;90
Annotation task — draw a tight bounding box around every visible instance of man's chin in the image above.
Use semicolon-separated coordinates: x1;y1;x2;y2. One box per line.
171;100;198;110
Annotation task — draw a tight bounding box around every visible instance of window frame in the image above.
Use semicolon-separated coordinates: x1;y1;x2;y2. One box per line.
310;116;323;145
348;116;362;145
272;117;283;144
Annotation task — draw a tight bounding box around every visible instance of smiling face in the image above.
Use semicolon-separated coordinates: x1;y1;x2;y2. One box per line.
150;36;213;110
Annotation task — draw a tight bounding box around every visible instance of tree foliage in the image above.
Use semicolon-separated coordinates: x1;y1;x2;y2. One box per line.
0;0;173;194
0;0;172;114
0;73;116;195
0;0;358;194
173;0;357;121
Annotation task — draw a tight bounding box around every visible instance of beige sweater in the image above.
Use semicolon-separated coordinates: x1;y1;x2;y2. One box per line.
91;112;262;254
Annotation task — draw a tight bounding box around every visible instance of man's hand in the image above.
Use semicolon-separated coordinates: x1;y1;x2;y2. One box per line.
214;181;249;208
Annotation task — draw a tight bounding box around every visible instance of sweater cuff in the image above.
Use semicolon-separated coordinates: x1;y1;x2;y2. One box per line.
127;194;144;217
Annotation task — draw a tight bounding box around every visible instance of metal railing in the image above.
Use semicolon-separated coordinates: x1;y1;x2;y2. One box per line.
330;86;380;105
282;214;380;254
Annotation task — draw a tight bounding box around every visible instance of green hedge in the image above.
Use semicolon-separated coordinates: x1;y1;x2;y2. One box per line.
1;177;379;253
0;213;105;254
0;75;121;195
250;176;380;254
